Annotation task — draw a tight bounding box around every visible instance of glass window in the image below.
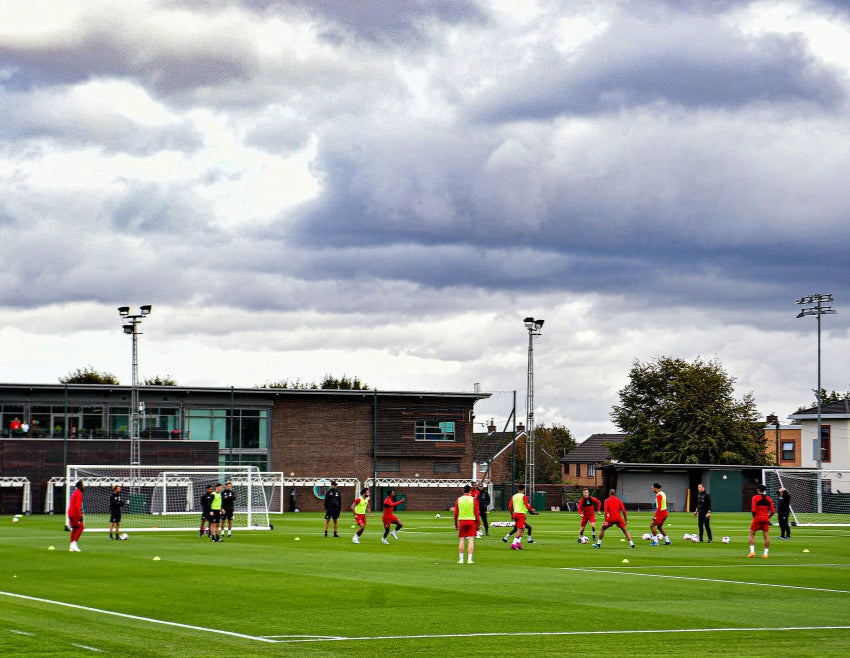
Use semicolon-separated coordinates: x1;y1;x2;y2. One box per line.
434;461;460;473
575;463;582;478
377;460;400;472
821;425;831;463
781;441;795;462
587;464;596;477
415;420;455;441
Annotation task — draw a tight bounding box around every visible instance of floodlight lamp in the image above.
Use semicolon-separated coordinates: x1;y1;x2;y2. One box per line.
123;324;134;334
118;306;130;317
796;311;806;319
534;319;544;330
140;304;152;315
523;317;535;328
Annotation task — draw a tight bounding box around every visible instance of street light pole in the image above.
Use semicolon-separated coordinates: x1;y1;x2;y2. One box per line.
118;305;152;466
523;317;544;497
796;293;835;513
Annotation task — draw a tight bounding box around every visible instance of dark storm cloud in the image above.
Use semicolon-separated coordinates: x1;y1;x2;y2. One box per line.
469;19;844;122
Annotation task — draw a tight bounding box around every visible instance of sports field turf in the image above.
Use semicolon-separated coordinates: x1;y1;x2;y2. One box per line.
2;511;849;656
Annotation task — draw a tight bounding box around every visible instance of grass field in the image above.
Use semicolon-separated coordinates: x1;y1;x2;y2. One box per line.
2;511;850;657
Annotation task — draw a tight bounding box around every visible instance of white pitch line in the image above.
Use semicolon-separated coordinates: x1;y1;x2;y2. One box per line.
0;591;274;643
9;629;35;636
71;643;104;652
560;567;850;594
262;625;850;644
571;563;850;569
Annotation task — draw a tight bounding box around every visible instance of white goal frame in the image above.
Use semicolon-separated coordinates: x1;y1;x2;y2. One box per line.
762;468;850;526
1;477;31;515
66;465;272;532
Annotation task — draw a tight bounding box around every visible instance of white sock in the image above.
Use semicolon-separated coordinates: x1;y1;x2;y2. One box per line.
750;545;755;553
763;548;769;555
459;553;464;562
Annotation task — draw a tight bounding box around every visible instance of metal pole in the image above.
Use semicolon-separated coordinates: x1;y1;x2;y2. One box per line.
526;326;534;496
130;319;140;465
816;307;823;513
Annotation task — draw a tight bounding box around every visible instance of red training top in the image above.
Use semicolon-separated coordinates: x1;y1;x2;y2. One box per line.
751;493;775;520
382;496;404;518
68;487;83;522
603;495;627;524
578;496;602;514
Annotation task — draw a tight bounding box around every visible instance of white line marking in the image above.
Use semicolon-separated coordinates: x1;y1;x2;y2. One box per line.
570;563;850;569
71;643;104;652
0;591;274;643
261;625;850;644
9;629;35;636
560;568;850;594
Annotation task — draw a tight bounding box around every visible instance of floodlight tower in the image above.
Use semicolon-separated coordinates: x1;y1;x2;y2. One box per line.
523;317;544;496
118;305;152;465
796;293;835;513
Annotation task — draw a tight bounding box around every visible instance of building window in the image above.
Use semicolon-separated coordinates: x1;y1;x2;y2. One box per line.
415;420;455;441
377;460;400;472
434;461;460;473
587;464;596;477
781;441;795;462
575;463;582;478
821;425;831;463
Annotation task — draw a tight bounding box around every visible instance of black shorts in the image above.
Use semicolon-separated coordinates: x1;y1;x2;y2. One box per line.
221;507;234;521
208;510;221;523
110;512;122;523
201;511;210;522
325;510;340;520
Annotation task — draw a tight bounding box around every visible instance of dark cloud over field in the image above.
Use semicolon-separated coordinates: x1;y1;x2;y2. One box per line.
1;0;849;437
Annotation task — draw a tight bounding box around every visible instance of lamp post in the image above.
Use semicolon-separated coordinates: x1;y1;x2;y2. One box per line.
523;317;544;497
796;293;835;513
118;305;152;465
766;414;780;466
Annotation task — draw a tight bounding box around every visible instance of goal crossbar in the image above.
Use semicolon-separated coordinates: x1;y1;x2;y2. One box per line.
762;468;850;526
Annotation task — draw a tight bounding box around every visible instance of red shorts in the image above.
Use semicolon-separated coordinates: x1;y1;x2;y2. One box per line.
652;511;668;526
602;520;626;530
354;514;367;526
581;512;597;524
513;513;527;529
382;514;399;528
750;518;771;532
457;520;477;538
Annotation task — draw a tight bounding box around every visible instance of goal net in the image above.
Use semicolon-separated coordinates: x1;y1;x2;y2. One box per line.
762;468;850;526
66;465;272;532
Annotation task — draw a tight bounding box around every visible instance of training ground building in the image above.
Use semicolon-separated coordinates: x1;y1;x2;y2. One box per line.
0;383;487;514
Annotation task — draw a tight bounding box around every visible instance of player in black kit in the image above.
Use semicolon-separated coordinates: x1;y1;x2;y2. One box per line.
109;485;127;540
221;481;236;538
199;484;214;537
324;480;342;537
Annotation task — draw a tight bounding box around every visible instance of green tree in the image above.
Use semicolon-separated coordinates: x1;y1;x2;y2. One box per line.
609;356;769;465
143;375;177;386
60;367;120;384
258;374;369;390
511;423;576;484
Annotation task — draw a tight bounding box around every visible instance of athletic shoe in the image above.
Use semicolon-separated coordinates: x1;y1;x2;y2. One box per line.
352;535;360;544
69;542;81;552
515;543;523;550
467;559;474;564
502;536;509;543
228;531;232;537
664;541;672;545
577;538;584;543
333;533;340;538
457;559;464;564
747;552;755;558
324;532;328;537
527;539;535;544
381;538;389;544
762;554;769;559
707;539;713;543
630;544;635;549
510;544;519;550
650;541;659;546
591;543;600;549
391;530;399;540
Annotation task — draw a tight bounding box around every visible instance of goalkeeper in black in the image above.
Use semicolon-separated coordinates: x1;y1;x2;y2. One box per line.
109;485;127;540
221;481;236;538
199;484;214;538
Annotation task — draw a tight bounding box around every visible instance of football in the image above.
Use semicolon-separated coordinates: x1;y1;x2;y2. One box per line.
683;533;691;541
722;536;731;543
435;513;441;519
580;536;590;544
642;533;652;541
119;533;129;541
12;517;19;523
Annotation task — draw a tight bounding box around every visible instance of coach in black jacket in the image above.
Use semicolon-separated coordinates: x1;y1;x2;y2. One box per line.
692;483;712;542
777;488;792;539
324;481;342;537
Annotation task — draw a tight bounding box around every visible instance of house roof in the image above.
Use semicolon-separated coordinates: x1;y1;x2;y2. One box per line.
790;398;850;419
473;431;516;462
561;433;627;463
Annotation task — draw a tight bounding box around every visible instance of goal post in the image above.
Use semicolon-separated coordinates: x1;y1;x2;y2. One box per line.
66;465;272;532
762;468;850;527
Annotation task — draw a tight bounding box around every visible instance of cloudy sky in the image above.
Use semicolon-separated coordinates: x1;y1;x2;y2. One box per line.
2;0;849;439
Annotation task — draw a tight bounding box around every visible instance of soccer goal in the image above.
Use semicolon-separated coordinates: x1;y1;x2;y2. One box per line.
762;468;850;526
66;465;272;532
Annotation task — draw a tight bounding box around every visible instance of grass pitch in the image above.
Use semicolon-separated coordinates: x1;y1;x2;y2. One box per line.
2;511;850;656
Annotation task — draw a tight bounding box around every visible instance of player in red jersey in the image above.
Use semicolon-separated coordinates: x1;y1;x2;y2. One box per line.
576;488;602;543
454;485;481;564
350;487;372;544
748;484;775;558
649;483;671;545
381;488;404;544
67;480;85;552
593;489;635;549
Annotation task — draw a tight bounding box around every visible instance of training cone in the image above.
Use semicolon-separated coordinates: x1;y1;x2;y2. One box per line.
153;556;161;561
48;546;55;551
622;559;630;563
803;549;810;553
